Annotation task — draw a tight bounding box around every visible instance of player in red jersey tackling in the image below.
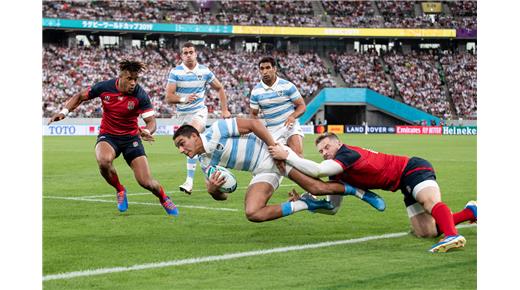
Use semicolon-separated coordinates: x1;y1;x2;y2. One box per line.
48;60;178;216
268;132;477;253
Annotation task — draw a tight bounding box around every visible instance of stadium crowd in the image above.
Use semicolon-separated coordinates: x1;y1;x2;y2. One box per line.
42;44;336;119
383;50;451;118
329;49;394;97
43;0;477;29
440;50;477;118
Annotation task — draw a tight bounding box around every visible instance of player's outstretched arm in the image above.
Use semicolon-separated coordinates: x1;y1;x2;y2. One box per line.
269;145;343;178
47;90;89;124
236;118;276;147
210;79;231;118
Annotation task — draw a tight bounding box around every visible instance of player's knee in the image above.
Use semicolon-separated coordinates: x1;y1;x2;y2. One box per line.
96;157;112;170
244;209;265;223
412;225;438;238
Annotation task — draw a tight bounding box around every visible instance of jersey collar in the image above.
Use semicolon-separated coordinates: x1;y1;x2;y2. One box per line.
261;76;279;90
182;62;199;73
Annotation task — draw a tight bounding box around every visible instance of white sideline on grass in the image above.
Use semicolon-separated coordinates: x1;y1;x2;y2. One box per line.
43;224;476;281
43;195;239;212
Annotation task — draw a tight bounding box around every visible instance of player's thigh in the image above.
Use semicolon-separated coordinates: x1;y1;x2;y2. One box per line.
95;140;117;166
287;134;304;156
244;181;275;214
414;183;442;213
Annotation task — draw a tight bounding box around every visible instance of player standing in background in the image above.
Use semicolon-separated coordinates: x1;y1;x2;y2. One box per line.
48;60;178;216
165;42;231;194
250;56;306;156
268;133;477;252
172;118;386;223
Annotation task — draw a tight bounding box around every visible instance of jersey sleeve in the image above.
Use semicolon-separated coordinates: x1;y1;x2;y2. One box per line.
249;91;259;110
167;68;178;84
87;82;104;100
333;146;361;170
207;70;216;84
288;83;302;101
136;86;154;118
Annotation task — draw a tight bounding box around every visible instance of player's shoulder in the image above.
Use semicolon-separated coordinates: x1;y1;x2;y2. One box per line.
92;78;117;92
251;83;265;95
277;78;297;89
133;84;149;99
170;65;184;73
197;64;213;74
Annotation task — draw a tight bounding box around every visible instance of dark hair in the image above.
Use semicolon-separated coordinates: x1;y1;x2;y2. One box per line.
315;132;340;146
173;124;200;141
258;56;276;67
182;42;196;50
119;60;146;74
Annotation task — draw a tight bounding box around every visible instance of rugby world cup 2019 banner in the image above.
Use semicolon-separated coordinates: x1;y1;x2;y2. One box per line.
396;126;443;135
43;125;176;136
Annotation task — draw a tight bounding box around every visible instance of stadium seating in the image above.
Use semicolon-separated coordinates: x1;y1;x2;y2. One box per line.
42;0;477;29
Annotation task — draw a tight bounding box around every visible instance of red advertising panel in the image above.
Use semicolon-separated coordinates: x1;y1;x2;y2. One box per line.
396;126;442;135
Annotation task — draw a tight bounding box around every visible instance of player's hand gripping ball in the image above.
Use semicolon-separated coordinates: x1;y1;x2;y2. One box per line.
206;165;238;193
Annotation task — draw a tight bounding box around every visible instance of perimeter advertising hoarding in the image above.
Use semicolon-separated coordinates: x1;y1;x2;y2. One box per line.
43;125;175;136
345;125;396;134
233;26;456;38
396;126;442;135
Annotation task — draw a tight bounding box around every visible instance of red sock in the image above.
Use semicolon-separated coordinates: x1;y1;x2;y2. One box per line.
158;186;169;203
430;202;458;237
110;174;125;192
453;208;475;225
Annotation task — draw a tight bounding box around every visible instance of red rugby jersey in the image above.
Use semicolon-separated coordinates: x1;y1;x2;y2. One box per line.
88;79;153;136
330;144;409;191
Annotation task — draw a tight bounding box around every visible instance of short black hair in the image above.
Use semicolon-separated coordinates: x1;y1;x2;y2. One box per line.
258;56;276;67
173;124;200;141
182;42;196;50
119;60;146;74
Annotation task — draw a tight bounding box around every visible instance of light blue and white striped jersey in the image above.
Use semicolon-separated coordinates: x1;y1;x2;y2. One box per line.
167;63;216;113
250;77;302;127
198;118;268;173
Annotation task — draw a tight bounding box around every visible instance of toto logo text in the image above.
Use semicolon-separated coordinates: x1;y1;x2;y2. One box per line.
48;125;77;135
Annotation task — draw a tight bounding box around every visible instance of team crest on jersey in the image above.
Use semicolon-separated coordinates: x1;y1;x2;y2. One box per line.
216;143;224;151
104;95;110;102
127;101;135;110
197;74;203;81
277;90;284;97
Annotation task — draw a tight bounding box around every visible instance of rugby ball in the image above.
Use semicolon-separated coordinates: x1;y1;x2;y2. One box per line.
206;165;238;193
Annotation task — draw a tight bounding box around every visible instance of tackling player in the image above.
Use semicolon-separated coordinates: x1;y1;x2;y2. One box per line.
268;132;477;252
172;118;386;223
48;60;178;216
165;42;231;195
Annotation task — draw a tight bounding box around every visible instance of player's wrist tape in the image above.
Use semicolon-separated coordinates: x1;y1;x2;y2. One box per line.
179;96;187;103
60;108;69;116
142;128;151;135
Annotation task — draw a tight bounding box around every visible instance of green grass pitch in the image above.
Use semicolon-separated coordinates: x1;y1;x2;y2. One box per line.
43;134;476;289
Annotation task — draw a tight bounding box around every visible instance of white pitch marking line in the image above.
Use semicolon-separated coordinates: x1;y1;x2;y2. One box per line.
64;184;298;199
43;196;238;212
43;224;476;282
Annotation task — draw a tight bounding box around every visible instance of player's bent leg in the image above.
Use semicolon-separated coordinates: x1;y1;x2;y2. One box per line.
96;141;127;212
409;211;438;238
244;182;276;222
130;156;178;216
414;183;464;252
